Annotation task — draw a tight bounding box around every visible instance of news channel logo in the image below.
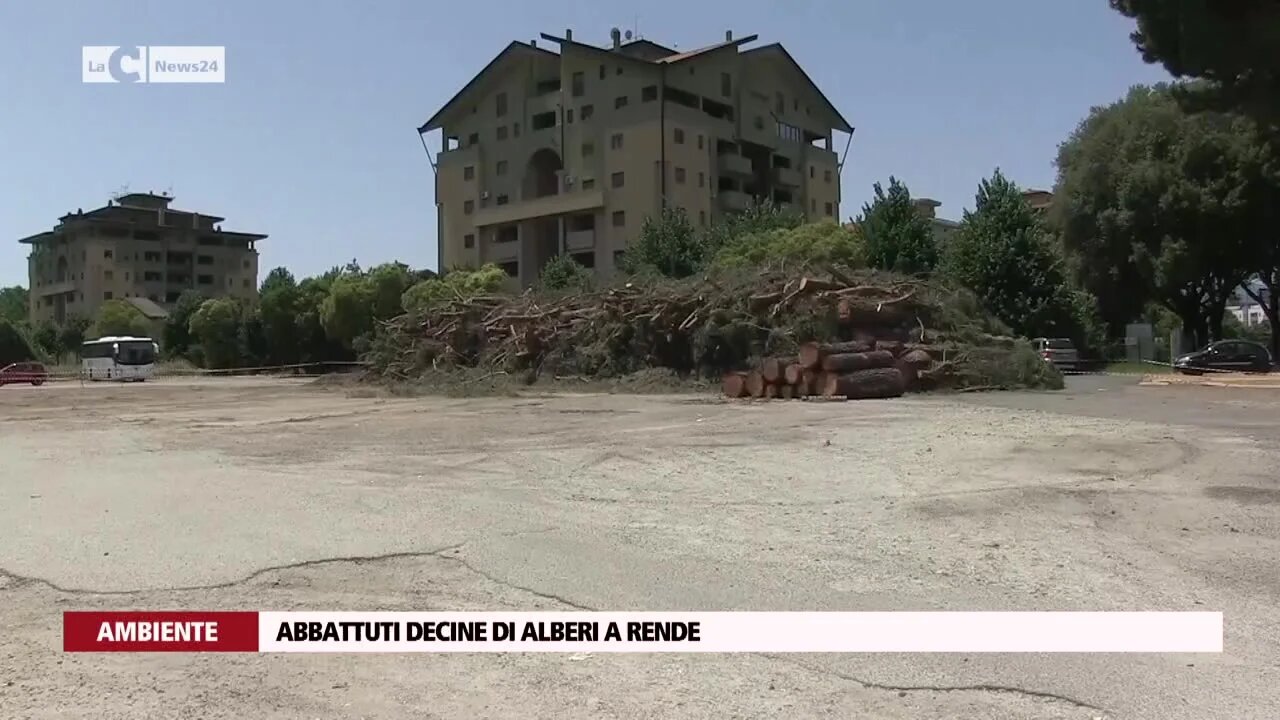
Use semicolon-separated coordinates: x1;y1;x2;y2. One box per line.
82;46;225;84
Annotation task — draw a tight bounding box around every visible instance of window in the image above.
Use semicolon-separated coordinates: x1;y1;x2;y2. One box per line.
464;200;475;215
243;278;250;289
496;160;508;176
496;92;508;117
675;167;686;184
794;99;799;112
243;259;251;269
775;92;784;114
197;274;213;285
570;251;595;269
673;127;685;144
613;250;626;267
611;172;625;188
532;111;556;130
811;199;816;213
754;116;764;130
496;194;509;205
124;271;130;280
464;234;475;249
498;261;518;278
777;121;801;143
496;226;518;243
572;71;584;97
581;178;595;190
167;291;182;302
145;271;162;281
104;249;113;259
612;211;626;227
566;109;574;124
148;294;157;302
721;72;732;97
513;122;520;137
599;64;605;80
468;132;479;145
464;165;475;180
496;125;508;140
197;254;214;265
610;133;623;150
824;169;832;183
641;85;658;102
581;104;594;120
104;270;114;280
810;166;815;179
698;172;705;188
697;135;704;150
614;95;628;110
699;210;706;226
825;202;834;216
103;291;113;300
616;66;623;75
582;142;595;157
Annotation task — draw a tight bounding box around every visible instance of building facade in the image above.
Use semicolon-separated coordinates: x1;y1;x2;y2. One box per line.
19;192;265;325
418;29;853;286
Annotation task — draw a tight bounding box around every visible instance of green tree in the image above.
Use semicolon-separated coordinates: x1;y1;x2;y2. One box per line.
296;274;347;362
539;254;594;292
259;267;302;364
401;265;507;314
1111;0;1280;130
1053;85;1269;347
943;170;1089;342
92;299;151;338
0;320;39;365
30;321;61;362
162;290;206;358
701;200;804;256
857;177;937;274
622;206;704;278
366;263;414;320
58;315;91;357
320;271;376;350
0;286;27;324
188;297;247;369
713;221;865;270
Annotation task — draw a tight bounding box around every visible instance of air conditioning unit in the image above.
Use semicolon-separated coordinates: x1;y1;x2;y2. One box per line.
564;175;575;186
480;191;490;200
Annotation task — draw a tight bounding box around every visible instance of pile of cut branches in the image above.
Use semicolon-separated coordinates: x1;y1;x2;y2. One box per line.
366;266;1062;392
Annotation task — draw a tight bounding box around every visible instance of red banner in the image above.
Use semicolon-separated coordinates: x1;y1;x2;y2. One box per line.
63;611;258;652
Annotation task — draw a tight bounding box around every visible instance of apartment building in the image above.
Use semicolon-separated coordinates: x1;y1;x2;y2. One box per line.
418;29;853;286
19;192;265;325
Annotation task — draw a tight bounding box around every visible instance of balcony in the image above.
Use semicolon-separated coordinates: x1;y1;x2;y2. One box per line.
773;167;802;188
719;190;751;212
35;280;75;296
718;154;753;177
474;189;605;228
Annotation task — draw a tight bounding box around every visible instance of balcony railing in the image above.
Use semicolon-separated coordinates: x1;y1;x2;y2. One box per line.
773;167;802;188
718;190;751;212
718;154;752;177
565;229;595;252
473;189;605;228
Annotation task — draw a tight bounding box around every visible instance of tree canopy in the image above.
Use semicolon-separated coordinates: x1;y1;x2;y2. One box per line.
856;177;937;274
1111;0;1280;130
1053;84;1275;347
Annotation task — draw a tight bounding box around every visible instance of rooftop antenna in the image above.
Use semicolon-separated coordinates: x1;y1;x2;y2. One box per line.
111;184;130;202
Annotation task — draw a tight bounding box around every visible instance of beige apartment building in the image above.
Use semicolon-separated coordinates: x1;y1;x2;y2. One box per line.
418;29;853;286
19;192;265;325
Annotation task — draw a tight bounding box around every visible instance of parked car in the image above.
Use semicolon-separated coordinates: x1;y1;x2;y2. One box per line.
1032;337;1080;372
0;362;50;386
1174;340;1274;374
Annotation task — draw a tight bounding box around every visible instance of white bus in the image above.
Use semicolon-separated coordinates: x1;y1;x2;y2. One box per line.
80;336;160;381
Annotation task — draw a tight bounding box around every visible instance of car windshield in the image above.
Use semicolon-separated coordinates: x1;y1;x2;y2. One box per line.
1046;339;1075;350
115;341;157;366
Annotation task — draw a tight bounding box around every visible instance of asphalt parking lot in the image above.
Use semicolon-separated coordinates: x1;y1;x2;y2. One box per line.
1;375;1277;719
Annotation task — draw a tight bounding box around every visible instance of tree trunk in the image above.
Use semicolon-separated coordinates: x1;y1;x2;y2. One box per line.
798;340;872;369
821;350;896;373
822;368;906;399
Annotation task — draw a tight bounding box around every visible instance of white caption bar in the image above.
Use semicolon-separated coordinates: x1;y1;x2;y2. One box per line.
258;612;1223;653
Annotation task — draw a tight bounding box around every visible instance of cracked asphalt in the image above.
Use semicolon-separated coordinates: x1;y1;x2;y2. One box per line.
1;375;1277;719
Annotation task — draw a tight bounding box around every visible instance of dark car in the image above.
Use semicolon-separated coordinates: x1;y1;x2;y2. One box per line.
0;362;50;386
1032;337;1081;372
1174;340;1274;375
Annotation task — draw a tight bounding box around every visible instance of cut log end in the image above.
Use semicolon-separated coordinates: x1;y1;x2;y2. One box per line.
722;371;748;398
745;369;767;399
784;363;804;386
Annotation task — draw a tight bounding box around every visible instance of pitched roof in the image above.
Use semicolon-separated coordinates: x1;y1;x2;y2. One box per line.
127;296;170;320
418;42;556;133
656;36;757;64
741;43;853;134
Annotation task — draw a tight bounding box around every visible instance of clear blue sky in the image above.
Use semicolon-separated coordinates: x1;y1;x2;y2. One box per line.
0;0;1169;288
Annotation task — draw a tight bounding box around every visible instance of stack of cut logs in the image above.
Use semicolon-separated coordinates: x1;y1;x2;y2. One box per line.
722;340;935;401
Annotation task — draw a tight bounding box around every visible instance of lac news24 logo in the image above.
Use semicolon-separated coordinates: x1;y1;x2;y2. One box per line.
82;46;225;83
